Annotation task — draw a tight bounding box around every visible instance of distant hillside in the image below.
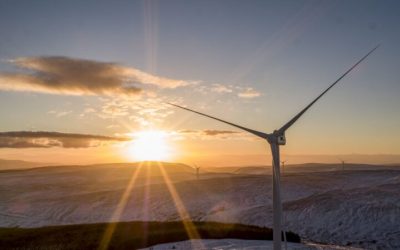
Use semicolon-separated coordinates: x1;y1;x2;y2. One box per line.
284;163;400;172
206;163;400;174
3;161;200;176
0;159;47;170
234;166;268;175
0;161;216;198
1;161;194;171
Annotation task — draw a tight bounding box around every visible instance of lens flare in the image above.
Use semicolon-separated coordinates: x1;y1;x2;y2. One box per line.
127;130;171;161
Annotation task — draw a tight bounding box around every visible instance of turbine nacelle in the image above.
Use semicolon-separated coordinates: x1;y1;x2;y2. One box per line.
274;130;286;145
267;130;286;145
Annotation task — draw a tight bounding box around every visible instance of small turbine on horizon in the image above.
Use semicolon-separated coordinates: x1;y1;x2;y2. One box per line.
193;164;200;180
281;161;286;174
168;45;379;250
338;158;346;171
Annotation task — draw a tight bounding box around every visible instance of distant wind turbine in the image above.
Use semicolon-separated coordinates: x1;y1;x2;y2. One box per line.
281;161;286;174
338;159;346;171
168;45;379;250
193;164;200;180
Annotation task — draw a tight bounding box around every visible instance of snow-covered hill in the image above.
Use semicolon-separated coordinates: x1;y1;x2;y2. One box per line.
139;239;345;250
0;163;398;249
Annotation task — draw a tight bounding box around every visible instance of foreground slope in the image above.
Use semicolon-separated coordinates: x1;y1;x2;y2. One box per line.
0;221;299;250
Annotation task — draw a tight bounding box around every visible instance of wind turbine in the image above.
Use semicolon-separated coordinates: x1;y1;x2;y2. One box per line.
168;46;378;250
338;158;345;171
281;161;286;174
193;164;200;180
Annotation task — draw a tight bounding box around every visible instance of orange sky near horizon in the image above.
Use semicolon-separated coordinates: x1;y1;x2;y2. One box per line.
0;129;399;167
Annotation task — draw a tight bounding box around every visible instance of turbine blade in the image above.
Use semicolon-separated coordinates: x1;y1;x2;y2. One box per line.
167;103;269;139
278;45;379;133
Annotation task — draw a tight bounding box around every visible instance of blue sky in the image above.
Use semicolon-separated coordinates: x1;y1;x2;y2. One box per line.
0;0;399;164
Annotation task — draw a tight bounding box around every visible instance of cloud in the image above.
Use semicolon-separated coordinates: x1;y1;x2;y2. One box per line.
194;83;262;99
178;129;197;134
101;101;130;118
79;107;96;118
237;87;261;98
177;129;244;140
48;110;72;118
97;96;174;128
202;130;240;136
0;131;130;148
83;108;96;113
211;84;233;93
0;56;193;96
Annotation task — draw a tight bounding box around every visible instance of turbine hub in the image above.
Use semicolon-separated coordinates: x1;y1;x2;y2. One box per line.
272;130;286;145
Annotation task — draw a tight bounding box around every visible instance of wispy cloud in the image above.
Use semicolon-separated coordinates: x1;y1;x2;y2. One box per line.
177;129;246;140
48;110;73;118
95;96;174;128
210;84;233;93
194;83;262;99
202;130;239;136
100;101;130;118
237;87;261;98
0;56;194;96
79;107;96;118
0;131;129;148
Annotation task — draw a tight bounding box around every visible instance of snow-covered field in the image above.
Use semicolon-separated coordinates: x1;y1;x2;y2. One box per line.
139;238;358;250
0;162;399;249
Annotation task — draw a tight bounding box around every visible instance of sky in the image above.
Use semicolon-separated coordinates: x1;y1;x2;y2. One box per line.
0;0;399;166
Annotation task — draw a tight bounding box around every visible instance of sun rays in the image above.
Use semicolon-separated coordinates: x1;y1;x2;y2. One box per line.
98;161;204;250
98;163;143;250
157;161;205;249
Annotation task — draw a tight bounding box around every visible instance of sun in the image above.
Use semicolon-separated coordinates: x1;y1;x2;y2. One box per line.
127;130;172;161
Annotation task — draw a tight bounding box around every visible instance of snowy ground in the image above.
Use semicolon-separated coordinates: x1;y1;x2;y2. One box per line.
0;163;399;249
139;239;362;250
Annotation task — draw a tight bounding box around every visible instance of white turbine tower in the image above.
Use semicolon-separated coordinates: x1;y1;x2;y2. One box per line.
169;46;378;250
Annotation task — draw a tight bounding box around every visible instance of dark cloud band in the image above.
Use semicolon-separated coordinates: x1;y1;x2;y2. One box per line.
0;56;192;96
0;131;130;148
